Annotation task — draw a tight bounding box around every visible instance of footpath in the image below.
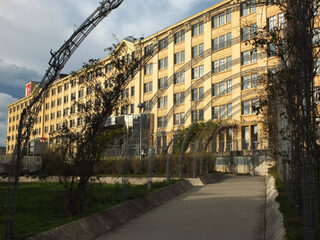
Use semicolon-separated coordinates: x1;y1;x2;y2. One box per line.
96;175;265;240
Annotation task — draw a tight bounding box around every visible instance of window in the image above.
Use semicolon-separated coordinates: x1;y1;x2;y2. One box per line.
212;15;218;28
250;24;257;38
199;21;204;34
70;120;75;128
131;86;135;96
71;80;76;87
220;105;226;119
192;21;204;36
158;96;168;108
220;81;226;95
79;76;85;84
219;12;225;26
174;72;185;84
226;33;232;46
252;99;259;114
199;43;204;55
242;75;250;90
158;77;168;89
242;100;250;115
71;93;76;101
144;44;154;56
174;93;180;105
227;56;232;70
144;81;153;93
180;92;185;103
212;38;219;51
159;57;168;70
199;65;204;78
192;44;204;58
251;73;258;88
199;109;204;121
212;84;219;96
199;87;204;99
242;126;249;150
45;115;49;122
174;92;185;105
268;16;276;31
144;63;153;75
213;107;219;119
241;51;250;65
226;9;231;23
174;51;185;64
219;58;226;72
180;113;185;124
219;35;226;49
213;60;219;73
192;87;204;101
57;111;61;118
159;37;168;50
158;116;167;128
78;89;84;98
86;87;92;95
174;114;180;125
192;24;198;37
192;88;198;101
50;125;54;133
45;103;50;110
241;27;249;41
174;29;185;44
105;63;113;72
51;113;55;120
64;83;69;91
192;110;197;123
251;48;257;63
192;109;204;122
278;13;285;29
192;67;198;79
70;105;76;114
227;103;232;117
251;125;258;149
250;0;256;12
227;79;232;93
268;43;277;57
51;101;55;108
51;88;56;96
241;2;249;16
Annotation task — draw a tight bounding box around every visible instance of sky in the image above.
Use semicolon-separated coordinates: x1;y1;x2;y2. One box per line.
0;0;221;147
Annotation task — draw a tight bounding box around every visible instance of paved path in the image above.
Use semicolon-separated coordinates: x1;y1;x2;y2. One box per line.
96;175;265;240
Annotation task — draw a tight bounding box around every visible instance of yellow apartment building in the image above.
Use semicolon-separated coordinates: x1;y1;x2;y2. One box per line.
6;0;287;167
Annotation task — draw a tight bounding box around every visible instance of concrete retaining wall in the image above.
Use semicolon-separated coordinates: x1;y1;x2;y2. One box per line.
216;155;270;176
265;175;286;240
28;180;193;240
0;176;169;184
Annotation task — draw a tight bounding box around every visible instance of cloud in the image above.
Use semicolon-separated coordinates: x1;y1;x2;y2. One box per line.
0;59;41;98
0;0;218;74
0;93;17;147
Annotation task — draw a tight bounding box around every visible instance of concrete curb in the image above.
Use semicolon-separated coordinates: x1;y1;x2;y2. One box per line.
28;180;193;240
265;175;286;240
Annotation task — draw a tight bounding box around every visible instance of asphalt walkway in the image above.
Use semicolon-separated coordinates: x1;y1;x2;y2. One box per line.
96;175;265;240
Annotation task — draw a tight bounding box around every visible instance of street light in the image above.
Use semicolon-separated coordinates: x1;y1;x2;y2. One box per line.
137;102;144;175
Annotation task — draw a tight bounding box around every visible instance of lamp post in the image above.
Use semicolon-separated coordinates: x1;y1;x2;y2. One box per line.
137;103;144;175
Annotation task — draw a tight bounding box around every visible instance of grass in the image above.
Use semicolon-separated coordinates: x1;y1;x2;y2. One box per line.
269;167;303;240
0;180;179;240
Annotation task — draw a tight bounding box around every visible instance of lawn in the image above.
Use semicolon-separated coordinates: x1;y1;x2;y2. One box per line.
0;180;177;239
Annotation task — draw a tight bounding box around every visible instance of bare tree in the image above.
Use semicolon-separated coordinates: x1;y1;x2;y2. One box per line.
252;0;319;238
51;44;140;214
